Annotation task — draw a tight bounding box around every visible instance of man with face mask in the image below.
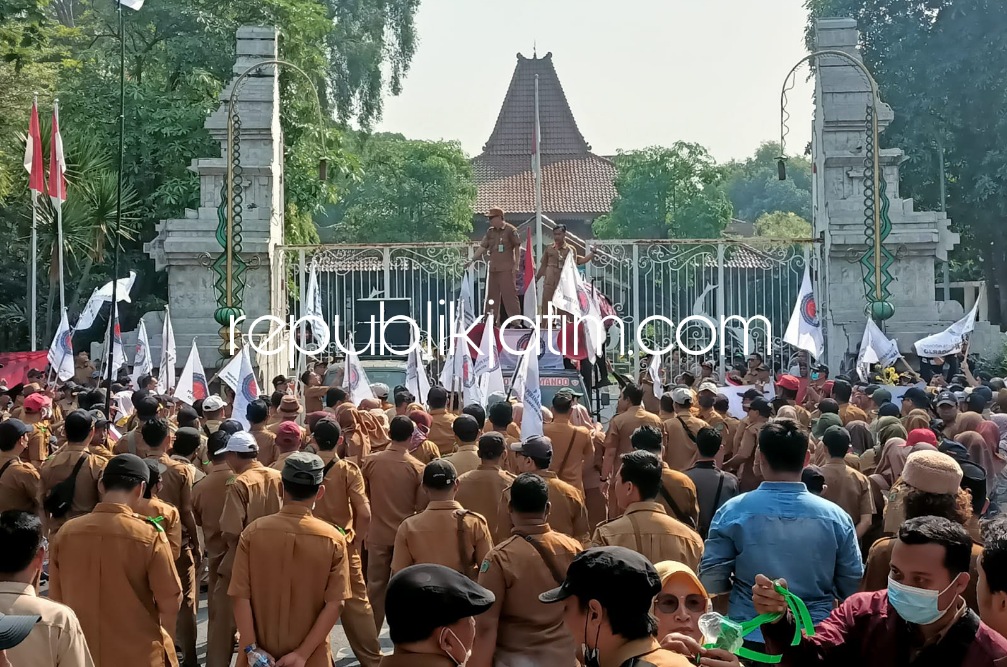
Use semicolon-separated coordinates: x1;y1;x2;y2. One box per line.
753;516;1007;666
381;563;495;666
539;546;692;666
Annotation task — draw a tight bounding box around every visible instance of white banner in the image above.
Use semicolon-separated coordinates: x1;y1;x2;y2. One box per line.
914;292;982;358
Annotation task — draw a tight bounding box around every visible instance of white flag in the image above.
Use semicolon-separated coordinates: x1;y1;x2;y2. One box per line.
783;266;825;360
344;347;375;405
474;319;505;401
551;251;582;316
914;289;983;358
119;0;145;10
459;272;476;327
439;278;479;392
157;307;176;394
303;264;327;346
218;350;243;393
648;352;663;398
130;319;153;388
107;302;127;379
857;317;900;381
231;347;260;429
175;340;209;406
517;275;543;437
76;271;137;330
405;345;431;404
550;253;601;361
47;309;75;382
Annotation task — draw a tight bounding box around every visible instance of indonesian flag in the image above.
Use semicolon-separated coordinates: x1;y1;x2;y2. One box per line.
522;227;536;320
783;266;825;360
24;99;44;197
517;226;534;297
47;102;67;206
47;309;76;382
176;340;209;406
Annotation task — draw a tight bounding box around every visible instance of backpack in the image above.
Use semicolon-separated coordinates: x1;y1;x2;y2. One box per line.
43;453;89;519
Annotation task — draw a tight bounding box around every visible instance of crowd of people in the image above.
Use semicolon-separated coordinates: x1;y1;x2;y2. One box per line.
2;349;1007;667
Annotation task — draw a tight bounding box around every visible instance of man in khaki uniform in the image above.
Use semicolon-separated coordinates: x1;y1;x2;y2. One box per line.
819;426;875;538
468;207;522;320
0;510;93;667
602;384;662;484
696;381;726;430
591;451;704;570
229;453;350;667
112;394;161;459
456;433;515;544
216;432;282;667
832;379;869;426
544;389;594;493
536;224;594;311
499;436;590;545
361;416;427;630
442;415;481;476
629;425;700;531
473;473;582;667
73;351;96;386
661;388;709;473
713;394;740;462
426;387;457;456
391;460;493;579
269;421;303;472
487;401;521;475
135;459;182;560
246;399;278;466
300;369;330;414
39;410;109;535
192;432;234;667
312;419;382;667
776;375;812;428
20;393;53;469
0;420;41;515
49;453;182;667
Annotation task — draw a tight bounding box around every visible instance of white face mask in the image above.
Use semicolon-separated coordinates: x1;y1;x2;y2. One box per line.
440;627;472;667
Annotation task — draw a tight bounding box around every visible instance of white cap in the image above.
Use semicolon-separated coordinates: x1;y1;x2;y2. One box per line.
697;382;719;394
203;395;227;412
370;383;390;399
214;431;257;456
671;387;693;405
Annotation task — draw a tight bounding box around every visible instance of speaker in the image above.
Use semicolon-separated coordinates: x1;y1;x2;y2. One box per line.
354;298;412;353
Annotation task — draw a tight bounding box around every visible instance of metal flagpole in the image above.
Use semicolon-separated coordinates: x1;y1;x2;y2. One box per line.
104;0;126;417
533;74;543;260
54;100;66;314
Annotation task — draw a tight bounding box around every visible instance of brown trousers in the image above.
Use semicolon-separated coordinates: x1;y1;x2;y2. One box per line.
176;547;198;667
584;486;608;533
206;553;235;667
343;545;383;667
485;271;521;321
366;544;394;632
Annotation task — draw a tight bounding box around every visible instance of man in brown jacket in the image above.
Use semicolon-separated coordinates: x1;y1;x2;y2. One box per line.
468;207;522;320
544;389;594;493
602;384;662;487
425;387;457;456
629;425;700;531
38;410;108;535
536;224;594;310
0;420;41;515
455;433;516;544
661;388;710;473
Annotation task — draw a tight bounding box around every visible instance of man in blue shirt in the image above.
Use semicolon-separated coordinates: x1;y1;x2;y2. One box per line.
698;417;863;647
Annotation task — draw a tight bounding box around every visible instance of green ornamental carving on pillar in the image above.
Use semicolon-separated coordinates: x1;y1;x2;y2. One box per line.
212;105;248;359
859;103;895;322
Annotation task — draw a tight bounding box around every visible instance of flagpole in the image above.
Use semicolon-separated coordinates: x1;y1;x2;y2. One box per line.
533;73;543;261
53;100;66;314
29;93;39;351
104;0;126;417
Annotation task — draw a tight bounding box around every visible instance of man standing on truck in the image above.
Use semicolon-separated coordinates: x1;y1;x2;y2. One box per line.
536;224;594;312
467;207;522;322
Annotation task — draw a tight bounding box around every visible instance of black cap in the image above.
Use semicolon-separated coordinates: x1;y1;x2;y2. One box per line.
104;453;150;483
423;459;458;488
510;435;553;459
822;425;851;450
0;612;41;650
144;459;164;487
89;409;110;427
0;419;33;449
901;387;930;408
64;409;94;434
742;388;762;400
878;402;900;418
174;427;202;451
540;547;661;612
935;391;956;407
386;564;495;643
802;465;826;494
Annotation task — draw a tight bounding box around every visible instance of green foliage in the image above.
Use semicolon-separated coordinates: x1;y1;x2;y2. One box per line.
754;211;812;239
724;142;812;223
320;134;476;243
594;143;733;240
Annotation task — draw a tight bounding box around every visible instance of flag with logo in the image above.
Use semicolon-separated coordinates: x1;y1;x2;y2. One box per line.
230;347;260;429
551;252;602;361
176;340;209;406
517;275;543;437
474;318;505;401
130;319;153;388
218;349;243;393
914;288;983;358
857;317;900;381
344;347;375;405
405;344;431;404
783;266;825;360
76;271;137;330
47;309;75;381
157;307;176;394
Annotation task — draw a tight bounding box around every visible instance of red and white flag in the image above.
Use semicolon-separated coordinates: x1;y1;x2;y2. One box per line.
521;227;536;319
23;99;44;198
47;102;67;206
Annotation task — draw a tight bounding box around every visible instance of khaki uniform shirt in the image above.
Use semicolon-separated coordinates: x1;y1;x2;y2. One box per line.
839;403;870;426
304;385;328;414
820;460;875;524
0;581;93;667
0;451;40;514
662;413;710;472
477;520;582;665
427;409;457;456
228;505;351;667
657;464;701;530
538;244;584;287
219;461;283;575
361;443;426;547
314;451;367;539
250;424;278;466
456;463;515;544
39;444;108;534
390;499;493;579
50;502;181;667
24;419;52;468
270;450;297;472
605;637;693;667
113;424;154;459
499;470;590;545
590;501;704;570
480;222;521;273
408;439;441;465
442;443;480;476
136;496;182;560
604;406;662;475
193;463;233;562
74;359;96;385
544;419;594;492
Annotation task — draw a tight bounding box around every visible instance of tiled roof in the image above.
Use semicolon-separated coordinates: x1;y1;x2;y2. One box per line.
474;52;616;216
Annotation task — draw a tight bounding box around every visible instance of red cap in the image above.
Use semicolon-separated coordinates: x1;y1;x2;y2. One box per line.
776;375;800;391
275;421;303;446
907;428;938;448
23;393;51;413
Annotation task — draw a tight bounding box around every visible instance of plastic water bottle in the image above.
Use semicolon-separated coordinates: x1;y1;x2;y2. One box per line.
244;646;271;667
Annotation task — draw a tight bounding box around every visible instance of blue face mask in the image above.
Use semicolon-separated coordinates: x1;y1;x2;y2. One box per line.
887;576;959;625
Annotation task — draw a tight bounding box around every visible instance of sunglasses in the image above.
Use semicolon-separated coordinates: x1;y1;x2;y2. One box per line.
655;593;706;614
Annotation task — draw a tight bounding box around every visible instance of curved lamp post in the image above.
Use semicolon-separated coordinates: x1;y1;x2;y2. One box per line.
212;60;328;360
779;50;895;322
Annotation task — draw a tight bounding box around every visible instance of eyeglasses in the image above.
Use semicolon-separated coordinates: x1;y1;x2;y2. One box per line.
655;593;706;614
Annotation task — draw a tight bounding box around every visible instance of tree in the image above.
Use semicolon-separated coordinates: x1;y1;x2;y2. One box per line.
805;0;1007;325
594;143;733;240
754;211;812;238
319;134;476;243
724;142;812;222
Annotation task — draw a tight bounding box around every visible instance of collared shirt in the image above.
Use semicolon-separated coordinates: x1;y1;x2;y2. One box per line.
361;443;426;547
390;499;492;579
192;463;232;561
314;451;367;540
591;501;704;570
50;502;181;667
427;409;457;456
699;481;864;642
604;406;662;473
270;450;297;472
0;451;41;514
113;424;153;459
499;470;591;545
480;222;521;272
839;403;870;426
684;461;740;536
544;418;594;491
23;418;51;467
601;637;692;667
228;505;351;667
442;443;480;476
249;424;278;466
820;460;875;524
0;581;93;667
219;461;283;575
456;463;515;544
538;243;584;286
304;385;328;414
476;519;581;665
135;496;181;560
662;413;710;472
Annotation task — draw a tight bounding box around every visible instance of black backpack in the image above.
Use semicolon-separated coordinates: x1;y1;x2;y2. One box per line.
43;453;89;519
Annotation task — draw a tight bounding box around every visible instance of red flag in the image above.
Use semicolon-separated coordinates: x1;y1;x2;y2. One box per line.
23;100;44;195
47;102;67;204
